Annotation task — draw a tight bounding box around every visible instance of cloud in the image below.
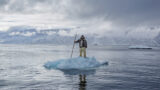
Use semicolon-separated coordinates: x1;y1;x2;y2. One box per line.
0;0;160;39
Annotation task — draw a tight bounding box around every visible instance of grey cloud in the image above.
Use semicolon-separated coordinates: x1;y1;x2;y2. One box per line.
0;0;62;13
0;0;9;6
1;0;160;23
66;0;160;26
0;0;9;11
0;0;160;30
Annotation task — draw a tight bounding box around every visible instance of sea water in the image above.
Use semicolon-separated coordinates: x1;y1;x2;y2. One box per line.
0;44;160;90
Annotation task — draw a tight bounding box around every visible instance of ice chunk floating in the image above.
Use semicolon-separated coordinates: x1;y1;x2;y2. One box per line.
129;45;152;49
44;57;108;70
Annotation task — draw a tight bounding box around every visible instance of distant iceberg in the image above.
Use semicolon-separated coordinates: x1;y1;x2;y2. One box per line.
44;57;108;70
129;45;152;49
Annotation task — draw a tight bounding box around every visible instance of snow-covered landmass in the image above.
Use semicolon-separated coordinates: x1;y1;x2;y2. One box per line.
155;32;160;45
44;57;108;70
0;26;159;46
129;45;152;49
0;26;73;44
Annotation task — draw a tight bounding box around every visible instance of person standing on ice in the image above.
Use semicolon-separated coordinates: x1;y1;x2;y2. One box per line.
74;35;87;58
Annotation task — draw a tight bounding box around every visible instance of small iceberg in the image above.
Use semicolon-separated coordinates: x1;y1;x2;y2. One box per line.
129;45;152;49
44;57;108;70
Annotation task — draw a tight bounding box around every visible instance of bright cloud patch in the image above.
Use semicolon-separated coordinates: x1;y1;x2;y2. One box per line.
58;30;71;36
9;32;20;36
9;31;36;36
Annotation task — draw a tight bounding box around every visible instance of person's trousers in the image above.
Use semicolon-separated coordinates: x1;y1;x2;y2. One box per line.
80;47;86;57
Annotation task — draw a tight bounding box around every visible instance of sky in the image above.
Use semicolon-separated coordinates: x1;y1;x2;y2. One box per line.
0;0;160;38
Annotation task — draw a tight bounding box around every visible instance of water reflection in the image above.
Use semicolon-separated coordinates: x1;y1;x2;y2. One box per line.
60;69;95;90
79;74;86;90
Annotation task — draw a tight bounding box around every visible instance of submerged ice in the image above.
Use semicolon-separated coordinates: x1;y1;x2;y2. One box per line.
44;57;107;70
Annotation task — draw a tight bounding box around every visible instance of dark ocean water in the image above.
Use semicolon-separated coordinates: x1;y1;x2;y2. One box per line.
0;44;160;90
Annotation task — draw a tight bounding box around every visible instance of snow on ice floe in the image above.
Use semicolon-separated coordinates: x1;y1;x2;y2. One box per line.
129;45;152;49
44;57;108;70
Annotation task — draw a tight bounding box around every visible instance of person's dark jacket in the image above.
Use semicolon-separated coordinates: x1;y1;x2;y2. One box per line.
75;39;87;48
